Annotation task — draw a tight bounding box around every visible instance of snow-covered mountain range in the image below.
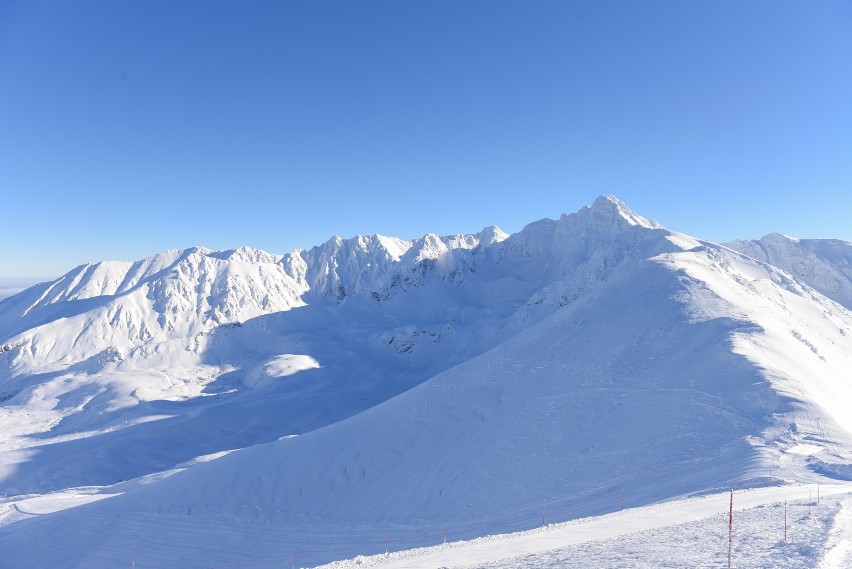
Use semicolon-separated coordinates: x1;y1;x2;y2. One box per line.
726;233;852;310
1;196;851;568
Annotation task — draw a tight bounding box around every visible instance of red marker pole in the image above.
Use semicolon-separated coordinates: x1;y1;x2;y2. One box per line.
728;490;733;568
784;499;787;542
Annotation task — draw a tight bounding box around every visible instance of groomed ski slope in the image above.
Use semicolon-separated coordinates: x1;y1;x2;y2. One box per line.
319;483;852;569
4;482;850;568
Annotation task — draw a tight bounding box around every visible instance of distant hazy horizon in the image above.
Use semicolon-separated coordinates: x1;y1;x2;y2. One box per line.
0;277;51;300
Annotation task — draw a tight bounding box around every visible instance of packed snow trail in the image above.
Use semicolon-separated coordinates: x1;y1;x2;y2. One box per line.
820;494;852;568
318;484;852;569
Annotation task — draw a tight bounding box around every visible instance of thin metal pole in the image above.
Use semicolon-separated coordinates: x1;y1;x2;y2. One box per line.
728;490;733;568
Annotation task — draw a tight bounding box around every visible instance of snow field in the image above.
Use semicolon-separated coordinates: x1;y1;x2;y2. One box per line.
6;487;845;569
2;197;851;568
318;484;852;569
820;494;852;568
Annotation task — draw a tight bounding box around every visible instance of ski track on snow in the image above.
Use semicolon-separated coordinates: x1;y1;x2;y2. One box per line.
320;485;852;569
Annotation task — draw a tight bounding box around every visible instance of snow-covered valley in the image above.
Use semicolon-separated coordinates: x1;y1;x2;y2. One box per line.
0;196;851;568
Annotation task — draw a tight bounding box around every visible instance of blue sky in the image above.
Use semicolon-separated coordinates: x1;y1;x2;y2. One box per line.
1;1;850;278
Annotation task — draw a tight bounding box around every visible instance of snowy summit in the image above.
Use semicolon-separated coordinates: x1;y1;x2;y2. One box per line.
0;197;851;568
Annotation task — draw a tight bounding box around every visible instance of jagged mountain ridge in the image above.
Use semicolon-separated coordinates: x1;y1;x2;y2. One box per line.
1;197;851;568
0;196;670;381
726;233;852;310
0;196;664;495
0;226;511;375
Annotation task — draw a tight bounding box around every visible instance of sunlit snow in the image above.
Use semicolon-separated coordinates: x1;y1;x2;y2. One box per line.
1;196;851;568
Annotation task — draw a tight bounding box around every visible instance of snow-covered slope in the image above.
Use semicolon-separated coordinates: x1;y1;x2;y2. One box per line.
0;219;518;494
0;246;306;370
1;197;852;568
726;234;852;310
318;483;852;569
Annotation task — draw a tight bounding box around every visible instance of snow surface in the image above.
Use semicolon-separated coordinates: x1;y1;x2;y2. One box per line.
1;196;851;568
317;484;852;569
726;234;852;310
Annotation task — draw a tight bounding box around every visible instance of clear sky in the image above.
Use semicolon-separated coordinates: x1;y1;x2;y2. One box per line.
1;1;850;278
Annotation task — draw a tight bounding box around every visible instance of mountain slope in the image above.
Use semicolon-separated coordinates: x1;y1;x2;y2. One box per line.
0;226;514;494
726;233;852;310
1;197;851;568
